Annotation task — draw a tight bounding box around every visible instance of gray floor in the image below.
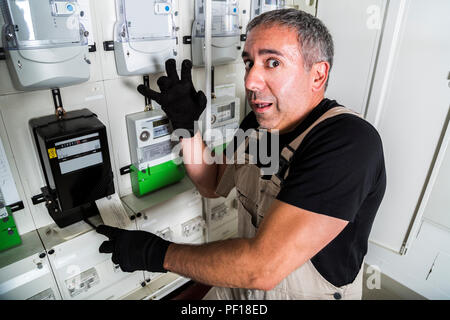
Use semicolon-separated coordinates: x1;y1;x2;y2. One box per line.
362;264;426;300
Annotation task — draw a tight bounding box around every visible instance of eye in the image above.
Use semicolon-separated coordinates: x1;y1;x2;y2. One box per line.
267;58;280;68
244;60;253;70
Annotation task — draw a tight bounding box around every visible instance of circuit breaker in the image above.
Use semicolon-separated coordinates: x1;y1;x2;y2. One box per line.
191;0;240;66
113;0;177;75
0;0;90;90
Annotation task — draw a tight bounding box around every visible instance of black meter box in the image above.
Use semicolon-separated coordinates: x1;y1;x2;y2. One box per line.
30;109;114;227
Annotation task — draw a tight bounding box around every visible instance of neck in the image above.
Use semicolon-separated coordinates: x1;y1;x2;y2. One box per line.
276;94;325;134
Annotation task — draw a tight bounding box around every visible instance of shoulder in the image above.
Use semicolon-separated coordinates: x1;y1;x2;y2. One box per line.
301;113;384;156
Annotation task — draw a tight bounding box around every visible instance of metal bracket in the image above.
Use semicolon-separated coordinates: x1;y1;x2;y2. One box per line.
88;42;97;53
120;165;131;175
8;201;24;213
183;36;192;45
51;88;65;119
0;47;5;60
31;193;46;205
103;41;115;51
143;75;151;107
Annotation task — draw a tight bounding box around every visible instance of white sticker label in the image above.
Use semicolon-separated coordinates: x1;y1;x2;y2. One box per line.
0;137;20;206
0;207;8;219
95;194;134;230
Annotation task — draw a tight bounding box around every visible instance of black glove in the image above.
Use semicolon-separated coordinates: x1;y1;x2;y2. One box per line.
97;225;171;273
137;59;207;137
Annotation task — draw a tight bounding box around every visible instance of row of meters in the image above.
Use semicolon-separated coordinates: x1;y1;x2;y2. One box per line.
0;0;292;91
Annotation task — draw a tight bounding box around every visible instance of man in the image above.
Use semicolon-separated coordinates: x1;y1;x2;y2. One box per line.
97;9;386;300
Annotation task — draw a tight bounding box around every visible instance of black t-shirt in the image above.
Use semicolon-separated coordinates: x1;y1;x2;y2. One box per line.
238;98;386;287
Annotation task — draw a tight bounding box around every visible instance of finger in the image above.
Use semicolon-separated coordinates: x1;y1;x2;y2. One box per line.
196;90;207;107
111;253;120;265
180;59;193;83
157;76;172;93
137;85;162;104
99;240;114;253
165;59;179;83
96;225;121;239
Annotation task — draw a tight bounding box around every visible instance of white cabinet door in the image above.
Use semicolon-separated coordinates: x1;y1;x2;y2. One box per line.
317;0;386;115
421;122;450;230
366;0;450;253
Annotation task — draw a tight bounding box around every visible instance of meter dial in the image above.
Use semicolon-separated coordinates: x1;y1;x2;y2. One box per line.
140;130;150;141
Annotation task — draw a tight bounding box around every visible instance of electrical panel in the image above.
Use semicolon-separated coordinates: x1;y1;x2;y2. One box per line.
42;224;144;300
113;0;177;75
0;231;61;300
126;110;185;197
29;109;115;228
192;0;240;66
136;188;204;284
0;0;90;90
137;188;204;244
201;95;240;243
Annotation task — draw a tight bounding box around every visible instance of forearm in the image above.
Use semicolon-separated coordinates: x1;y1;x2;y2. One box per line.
163;238;265;289
180;131;221;198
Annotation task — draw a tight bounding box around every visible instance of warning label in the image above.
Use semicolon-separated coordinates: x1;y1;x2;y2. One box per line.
48;148;57;159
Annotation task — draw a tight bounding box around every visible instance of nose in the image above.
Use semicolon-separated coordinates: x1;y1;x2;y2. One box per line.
245;64;266;93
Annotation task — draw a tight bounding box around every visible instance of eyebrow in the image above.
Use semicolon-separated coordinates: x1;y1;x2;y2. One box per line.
241;48;285;59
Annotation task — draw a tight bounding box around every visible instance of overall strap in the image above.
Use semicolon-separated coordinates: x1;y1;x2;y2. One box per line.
271;107;362;186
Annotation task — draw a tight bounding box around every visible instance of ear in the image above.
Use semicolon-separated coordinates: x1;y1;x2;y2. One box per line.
311;61;330;92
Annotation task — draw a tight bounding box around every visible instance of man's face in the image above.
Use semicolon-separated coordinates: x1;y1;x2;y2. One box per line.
242;24;316;132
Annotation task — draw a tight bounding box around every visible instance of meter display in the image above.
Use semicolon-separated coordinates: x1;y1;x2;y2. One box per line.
0;0;90;90
29;109;114;228
55;133;103;175
113;0;177;75
203;95;240;150
251;0;286;19
192;0;240;66
126;110;185;197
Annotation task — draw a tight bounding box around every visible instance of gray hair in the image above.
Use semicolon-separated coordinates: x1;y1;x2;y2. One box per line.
246;8;334;88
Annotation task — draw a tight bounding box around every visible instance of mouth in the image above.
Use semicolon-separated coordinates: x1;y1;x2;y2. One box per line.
251;102;273;113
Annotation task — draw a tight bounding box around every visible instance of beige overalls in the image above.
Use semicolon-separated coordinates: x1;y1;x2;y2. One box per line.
203;107;364;300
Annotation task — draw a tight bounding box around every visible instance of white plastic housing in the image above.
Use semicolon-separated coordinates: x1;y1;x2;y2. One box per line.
191;0;240;66
0;0;90;90
113;0;177;75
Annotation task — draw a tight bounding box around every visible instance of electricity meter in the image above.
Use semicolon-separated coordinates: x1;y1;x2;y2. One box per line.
251;0;286;19
202;95;240;151
0;0;90;90
192;0;240;66
29;109;115;228
113;0;177;75
126;110;185;197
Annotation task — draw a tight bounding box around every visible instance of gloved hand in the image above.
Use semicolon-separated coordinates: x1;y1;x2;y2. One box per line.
137;59;207;137
97;225;171;273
